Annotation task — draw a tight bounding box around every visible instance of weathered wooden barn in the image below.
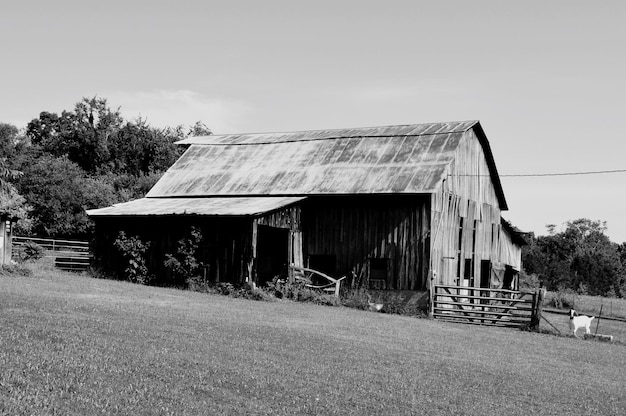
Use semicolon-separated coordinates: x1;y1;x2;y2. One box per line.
88;121;524;296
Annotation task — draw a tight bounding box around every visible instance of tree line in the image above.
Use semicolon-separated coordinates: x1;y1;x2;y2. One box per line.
522;218;626;297
0;96;211;238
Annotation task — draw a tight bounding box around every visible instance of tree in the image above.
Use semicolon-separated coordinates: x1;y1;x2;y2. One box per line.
15;155;117;238
0;124;31;231
0;123;28;159
108;119;183;176
14;96;211;239
27;97;123;173
522;218;625;296
188;121;212;136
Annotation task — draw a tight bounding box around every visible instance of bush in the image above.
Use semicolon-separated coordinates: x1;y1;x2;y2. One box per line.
549;287;577;309
16;240;45;262
186;275;211;293
519;272;540;291
113;232;152;285
0;263;33;277
186;278;274;302
164;227;204;287
340;288;371;310
265;277;340;306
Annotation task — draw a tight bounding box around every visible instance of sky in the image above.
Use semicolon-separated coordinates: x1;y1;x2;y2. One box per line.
2;0;626;242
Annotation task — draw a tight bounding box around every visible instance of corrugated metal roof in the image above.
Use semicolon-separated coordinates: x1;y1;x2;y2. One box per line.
86;196;306;217
148;121;477;198
175;121;478;145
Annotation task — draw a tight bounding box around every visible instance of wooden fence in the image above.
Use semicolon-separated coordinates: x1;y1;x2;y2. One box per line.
433;284;539;328
13;236;91;272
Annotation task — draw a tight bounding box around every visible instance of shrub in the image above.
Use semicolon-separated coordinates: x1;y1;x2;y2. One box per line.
186;275;211;293
186;278;274;302
113;232;152;285
519;272;540;291
0;263;33;277
382;293;406;315
340;288;371;310
549;287;577;309
265;277;340;306
15;240;45;262
164;227;204;287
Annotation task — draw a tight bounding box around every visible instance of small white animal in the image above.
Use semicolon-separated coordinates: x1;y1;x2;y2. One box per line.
368;302;384;312
569;309;594;337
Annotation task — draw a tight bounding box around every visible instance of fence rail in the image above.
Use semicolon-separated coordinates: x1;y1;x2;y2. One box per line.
13;236;91;272
433;284;538;328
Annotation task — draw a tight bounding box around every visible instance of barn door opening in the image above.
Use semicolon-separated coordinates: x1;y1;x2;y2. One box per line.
480;260;491;289
256;225;289;286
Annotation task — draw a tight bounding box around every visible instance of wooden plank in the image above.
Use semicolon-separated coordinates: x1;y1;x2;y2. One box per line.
434;316;531;326
435;284;534;296
434;300;522;310
433;316;524;328
434;293;533;304
433;308;531;321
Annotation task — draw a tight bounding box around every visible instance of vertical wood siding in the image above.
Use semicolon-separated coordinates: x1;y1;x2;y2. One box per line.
430;130;521;288
257;206;301;231
302;196;430;290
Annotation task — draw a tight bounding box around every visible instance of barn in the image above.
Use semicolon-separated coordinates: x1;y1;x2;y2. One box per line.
87;120;524;303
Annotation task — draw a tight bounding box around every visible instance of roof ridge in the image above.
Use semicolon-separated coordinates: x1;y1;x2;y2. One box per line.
176;120;479;145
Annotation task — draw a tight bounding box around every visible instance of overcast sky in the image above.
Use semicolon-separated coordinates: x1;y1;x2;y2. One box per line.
2;1;626;242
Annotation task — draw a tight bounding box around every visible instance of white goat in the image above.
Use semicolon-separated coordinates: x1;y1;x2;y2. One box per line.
569;309;595;337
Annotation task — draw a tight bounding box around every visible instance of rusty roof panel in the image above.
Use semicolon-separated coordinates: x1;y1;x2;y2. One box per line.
175;121;478;145
148;124;474;197
87;197;306;217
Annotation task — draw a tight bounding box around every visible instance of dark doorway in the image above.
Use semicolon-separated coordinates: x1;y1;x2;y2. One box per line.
480;260;491;289
256;225;290;286
369;257;388;289
503;265;517;290
307;254;337;285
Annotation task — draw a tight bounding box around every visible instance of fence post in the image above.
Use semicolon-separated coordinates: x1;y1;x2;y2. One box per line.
530;288;546;330
429;271;436;318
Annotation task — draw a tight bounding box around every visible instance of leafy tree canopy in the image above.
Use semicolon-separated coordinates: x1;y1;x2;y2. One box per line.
7;96;212;239
522;218;625;297
26;97;188;176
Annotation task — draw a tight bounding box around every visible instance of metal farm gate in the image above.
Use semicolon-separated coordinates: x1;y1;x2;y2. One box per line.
432;285;539;328
13;236;91;272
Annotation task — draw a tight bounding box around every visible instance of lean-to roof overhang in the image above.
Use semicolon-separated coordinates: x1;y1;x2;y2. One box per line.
86;196;306;217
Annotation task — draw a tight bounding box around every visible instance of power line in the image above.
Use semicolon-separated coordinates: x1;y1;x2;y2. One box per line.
452;169;626;178
500;169;626;177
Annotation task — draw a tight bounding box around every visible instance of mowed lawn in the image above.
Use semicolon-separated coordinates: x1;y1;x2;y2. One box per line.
1;270;625;415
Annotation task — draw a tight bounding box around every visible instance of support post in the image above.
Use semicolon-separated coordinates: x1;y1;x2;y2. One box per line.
530;288;546;330
429;270;436;318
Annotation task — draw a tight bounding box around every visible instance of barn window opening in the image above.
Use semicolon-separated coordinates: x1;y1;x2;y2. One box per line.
480;260;491;289
464;258;473;284
503;265;517;291
479;260;492;304
369;257;388;290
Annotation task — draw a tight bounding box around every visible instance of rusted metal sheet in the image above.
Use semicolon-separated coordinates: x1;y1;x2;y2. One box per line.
149;122;476;198
86;197;306;217
175;121;477;145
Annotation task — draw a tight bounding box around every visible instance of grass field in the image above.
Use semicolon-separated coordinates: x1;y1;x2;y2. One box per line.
1;266;625;415
544;291;626;320
541;290;626;342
